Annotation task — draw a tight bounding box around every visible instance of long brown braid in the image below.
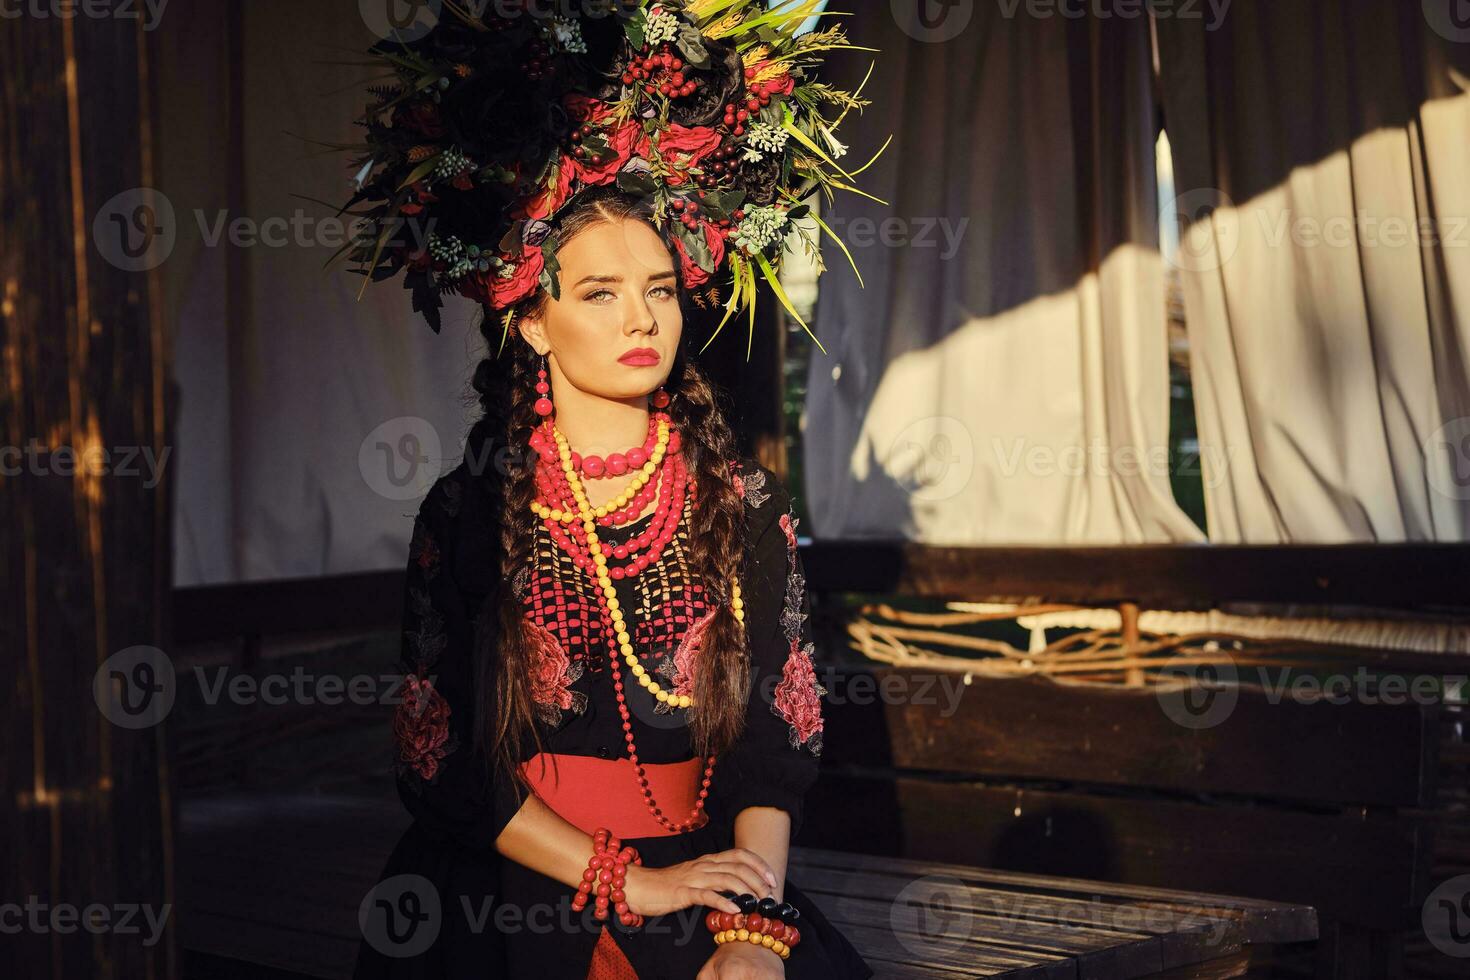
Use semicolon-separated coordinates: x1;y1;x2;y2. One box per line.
466;187;752;806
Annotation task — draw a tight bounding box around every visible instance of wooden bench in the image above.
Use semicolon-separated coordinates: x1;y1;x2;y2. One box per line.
177;792;1315;979
806;664;1447;977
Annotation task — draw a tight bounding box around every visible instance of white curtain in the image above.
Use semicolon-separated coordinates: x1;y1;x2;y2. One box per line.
159;1;485;586
1156;0;1470;543
802;6;1203;545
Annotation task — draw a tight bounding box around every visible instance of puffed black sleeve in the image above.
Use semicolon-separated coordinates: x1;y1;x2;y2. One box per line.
710;461;827;839
390;466;526;851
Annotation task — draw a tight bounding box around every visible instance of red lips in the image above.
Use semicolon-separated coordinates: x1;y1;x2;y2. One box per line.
618;347;660;365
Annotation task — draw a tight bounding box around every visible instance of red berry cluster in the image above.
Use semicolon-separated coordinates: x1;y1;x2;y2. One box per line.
624;44;699;99
693;142;746;190
522;38;554;81
569;123;611;163
670;198;744;242
723;66;781;136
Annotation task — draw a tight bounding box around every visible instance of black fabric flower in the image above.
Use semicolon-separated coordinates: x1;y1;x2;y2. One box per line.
669;37;745;128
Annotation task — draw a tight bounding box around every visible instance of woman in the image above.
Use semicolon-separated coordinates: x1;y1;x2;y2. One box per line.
353;185;873;980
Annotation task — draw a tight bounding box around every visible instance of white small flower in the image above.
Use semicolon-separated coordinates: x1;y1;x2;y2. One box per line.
432;147;472;182
547;16;587;54
733;205;790;254
741;121;788;163
820;128;848;160
645;10;680;47
353;158;375;190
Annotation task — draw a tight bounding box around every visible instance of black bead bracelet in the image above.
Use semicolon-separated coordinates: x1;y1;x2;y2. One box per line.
720;891;801;925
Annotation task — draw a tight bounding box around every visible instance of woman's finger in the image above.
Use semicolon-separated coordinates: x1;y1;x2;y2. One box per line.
702;858;776;899
694;870;766;902
699;864;774;900
695;887;742;914
722;847;779;889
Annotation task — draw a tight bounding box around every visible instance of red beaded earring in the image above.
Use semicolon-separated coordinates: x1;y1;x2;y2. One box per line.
650;387;670;409
534;355;553;417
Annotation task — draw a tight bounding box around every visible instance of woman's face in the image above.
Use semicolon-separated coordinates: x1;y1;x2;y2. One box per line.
519;216;683;401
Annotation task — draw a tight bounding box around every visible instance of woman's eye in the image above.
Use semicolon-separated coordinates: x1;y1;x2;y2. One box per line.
586;289;614;302
649;285;675;300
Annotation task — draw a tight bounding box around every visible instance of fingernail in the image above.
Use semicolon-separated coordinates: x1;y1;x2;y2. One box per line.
766;872;777;886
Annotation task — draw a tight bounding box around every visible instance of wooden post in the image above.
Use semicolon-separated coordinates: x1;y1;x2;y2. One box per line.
0;10;176;980
1120;601;1144;686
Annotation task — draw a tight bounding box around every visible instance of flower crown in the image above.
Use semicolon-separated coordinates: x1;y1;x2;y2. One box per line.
339;0;886;357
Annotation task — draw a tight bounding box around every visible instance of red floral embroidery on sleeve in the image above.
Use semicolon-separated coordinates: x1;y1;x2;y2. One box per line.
395;500;459;787
394;674;454;781
770;507;825;753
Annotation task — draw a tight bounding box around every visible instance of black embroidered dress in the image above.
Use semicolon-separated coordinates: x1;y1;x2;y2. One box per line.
353;429;873;980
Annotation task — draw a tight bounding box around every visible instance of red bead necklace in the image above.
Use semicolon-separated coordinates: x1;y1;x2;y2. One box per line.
570;416;660;480
528;417;716;834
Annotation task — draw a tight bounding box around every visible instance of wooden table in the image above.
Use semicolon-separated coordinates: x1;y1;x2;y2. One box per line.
178;793;1316;979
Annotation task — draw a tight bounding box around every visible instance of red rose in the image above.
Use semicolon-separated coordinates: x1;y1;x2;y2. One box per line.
394;101;446;138
571;120;644;186
513;156;577;220
563;93;612;126
394;674;452;781
491;244;546;307
641;124;722;187
673;219;727;288
746;61;796;98
399;180;439;217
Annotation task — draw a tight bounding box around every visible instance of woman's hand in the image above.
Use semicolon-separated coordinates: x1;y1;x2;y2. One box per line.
696;941;786;979
621;847;779;918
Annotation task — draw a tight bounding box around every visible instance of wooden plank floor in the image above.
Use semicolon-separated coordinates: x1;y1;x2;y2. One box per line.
178;793;1316;979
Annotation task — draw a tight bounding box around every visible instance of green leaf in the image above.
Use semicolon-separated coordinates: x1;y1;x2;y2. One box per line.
676;221;715;273
541;237;562;301
616;170;659;197
499;220;525;253
674;23;712;69
397;155;440;190
755;250;826;355
624;8;647;49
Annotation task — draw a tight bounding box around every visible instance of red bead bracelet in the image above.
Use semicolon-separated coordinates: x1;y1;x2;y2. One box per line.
571;827;644;928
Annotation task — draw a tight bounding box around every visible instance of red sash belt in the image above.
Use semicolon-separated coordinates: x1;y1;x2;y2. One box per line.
519;751;704;839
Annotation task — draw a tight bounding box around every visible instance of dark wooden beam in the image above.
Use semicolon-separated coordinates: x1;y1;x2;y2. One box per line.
799;541;1470;608
1;10;176;980
172;541;1470;646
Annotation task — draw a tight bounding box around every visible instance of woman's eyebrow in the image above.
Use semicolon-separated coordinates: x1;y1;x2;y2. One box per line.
573;271;677;288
